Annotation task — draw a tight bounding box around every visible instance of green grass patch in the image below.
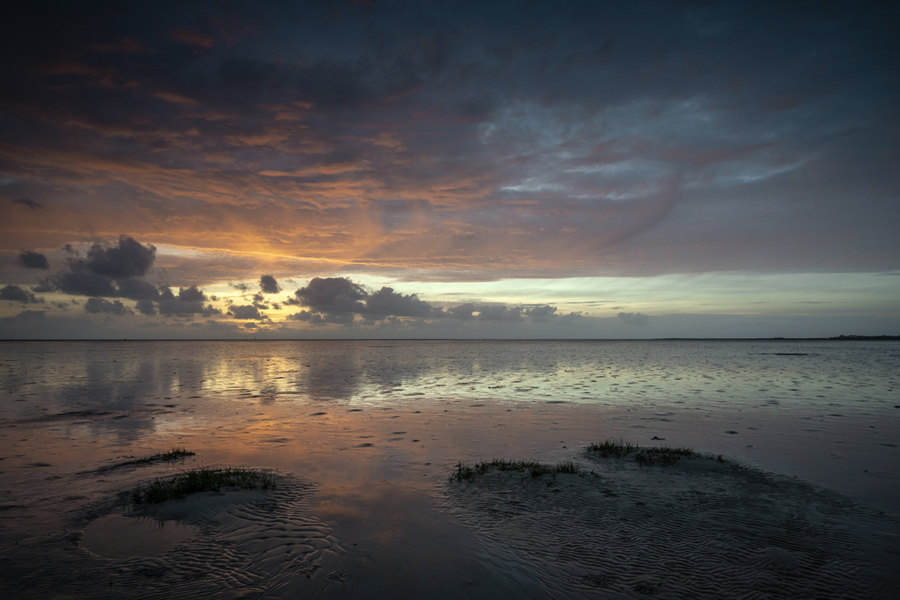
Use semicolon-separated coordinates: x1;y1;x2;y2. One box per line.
101;446;195;471
452;458;583;482
588;438;698;466
131;467;276;505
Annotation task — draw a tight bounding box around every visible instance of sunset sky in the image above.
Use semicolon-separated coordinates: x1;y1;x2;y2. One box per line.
1;0;898;339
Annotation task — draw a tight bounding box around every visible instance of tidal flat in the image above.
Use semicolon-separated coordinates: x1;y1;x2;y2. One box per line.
1;340;898;598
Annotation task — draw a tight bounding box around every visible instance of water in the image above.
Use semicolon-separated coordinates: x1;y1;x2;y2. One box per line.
4;338;897;408
1;340;898;597
2;340;898;504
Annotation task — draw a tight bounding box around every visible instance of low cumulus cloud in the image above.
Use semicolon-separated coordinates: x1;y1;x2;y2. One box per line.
286;310;325;325
445;303;476;320
228;305;264;320
365;286;433;319
42;235;156;297
476;305;523;322
85;297;134;316
285;277;564;327
250;292;268;309
157;285;220;317
291;277;433;322
117;277;161;301
259;274;281;294
524;305;559;322
19;251;49;270
84;235;156;279
293;278;369;315
618;312;649;326
0;284;44;304
135;299;156;316
29;234;219;319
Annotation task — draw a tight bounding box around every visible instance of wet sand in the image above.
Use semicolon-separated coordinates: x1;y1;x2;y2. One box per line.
1;396;899;599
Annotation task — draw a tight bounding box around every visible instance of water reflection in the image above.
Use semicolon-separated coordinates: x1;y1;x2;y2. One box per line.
2;340;898;413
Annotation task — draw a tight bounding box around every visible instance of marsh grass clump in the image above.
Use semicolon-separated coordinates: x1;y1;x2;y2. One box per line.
101;446;195;472
555;459;580;474
588;438;697;466
131;467;275;505
452;459;582;482
588;438;640;458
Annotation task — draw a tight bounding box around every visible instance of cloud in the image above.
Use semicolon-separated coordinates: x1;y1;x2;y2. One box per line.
19;251;49;269
322;312;355;325
116;277;160;300
293;277;368;315
259;274;281;294
49;269;118;297
136;299;157;316
1;0;896;340
286;310;329;325
446;303;476;320
11;198;43;209
41;235;157;297
30;235;221;319
84;297;134;315
285;309;353;326
157;285;220;317
83;235;156;280
365;287;433;318
286;310;315;322
289;277;552;326
477;305;522;322
0;284;44;304
250;292;268;309
0;310;45;325
228;305;264;320
618;312;649;326
524;305;559;322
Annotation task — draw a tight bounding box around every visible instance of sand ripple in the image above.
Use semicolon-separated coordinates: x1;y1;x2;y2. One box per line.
1;476;348;599
443;456;900;599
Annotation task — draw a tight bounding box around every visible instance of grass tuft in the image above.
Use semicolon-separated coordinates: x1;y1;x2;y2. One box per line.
588;438;698;466
101;446;195;471
588;438;640;458
452;458;582;482
131;467;275;505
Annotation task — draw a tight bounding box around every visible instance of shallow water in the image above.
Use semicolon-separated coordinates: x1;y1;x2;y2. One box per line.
2;339;897;507
0;340;898;597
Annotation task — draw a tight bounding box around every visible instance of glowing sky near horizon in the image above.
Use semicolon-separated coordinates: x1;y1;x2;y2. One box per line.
1;0;898;339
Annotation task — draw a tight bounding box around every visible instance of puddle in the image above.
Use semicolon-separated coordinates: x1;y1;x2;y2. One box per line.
81;514;200;558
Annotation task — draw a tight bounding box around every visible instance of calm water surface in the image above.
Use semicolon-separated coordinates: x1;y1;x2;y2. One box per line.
1;339;899;511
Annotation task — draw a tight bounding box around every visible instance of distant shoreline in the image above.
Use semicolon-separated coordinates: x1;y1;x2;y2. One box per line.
1;336;898;342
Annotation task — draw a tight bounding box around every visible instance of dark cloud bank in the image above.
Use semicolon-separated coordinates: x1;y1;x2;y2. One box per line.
284;276;569;326
1;284;44;304
1;1;897;277
2;235;572;331
30;235;220;318
19;251;49;270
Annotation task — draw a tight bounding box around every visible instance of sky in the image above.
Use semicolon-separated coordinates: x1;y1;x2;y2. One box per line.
1;0;898;339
